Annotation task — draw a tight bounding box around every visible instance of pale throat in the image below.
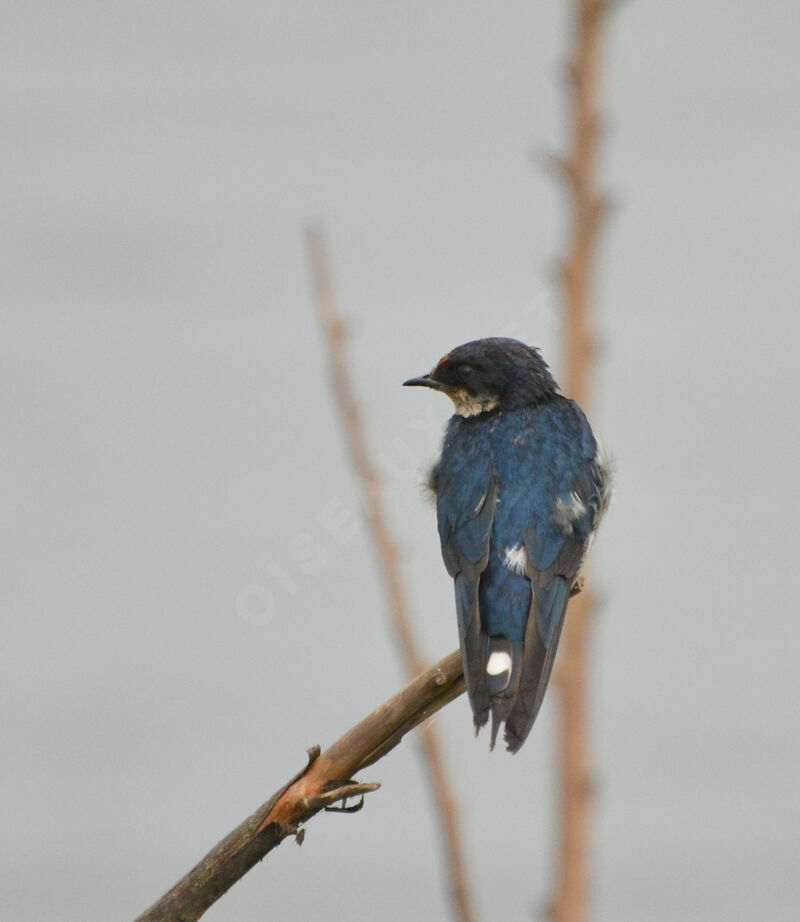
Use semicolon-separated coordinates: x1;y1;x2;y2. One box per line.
448;388;500;418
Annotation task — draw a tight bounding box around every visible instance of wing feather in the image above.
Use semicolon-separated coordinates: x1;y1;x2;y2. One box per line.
437;462;498;727
502;467;601;751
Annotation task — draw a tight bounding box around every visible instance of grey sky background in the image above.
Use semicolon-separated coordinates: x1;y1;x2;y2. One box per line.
3;2;799;920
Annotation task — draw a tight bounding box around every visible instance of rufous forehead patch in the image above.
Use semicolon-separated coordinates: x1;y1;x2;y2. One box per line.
434;351;452;372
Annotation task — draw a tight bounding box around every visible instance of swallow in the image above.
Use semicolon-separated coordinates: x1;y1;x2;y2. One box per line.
405;337;612;751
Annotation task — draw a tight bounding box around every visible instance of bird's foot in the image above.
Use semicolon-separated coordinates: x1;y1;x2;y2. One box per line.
570;576;585;598
300;779;381;815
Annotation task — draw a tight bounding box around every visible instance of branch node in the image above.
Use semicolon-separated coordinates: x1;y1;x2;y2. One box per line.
590;192;614;231
431;667;449;688
537;150;578;188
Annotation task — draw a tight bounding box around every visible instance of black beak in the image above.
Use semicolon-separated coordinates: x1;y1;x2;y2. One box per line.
402;375;455;392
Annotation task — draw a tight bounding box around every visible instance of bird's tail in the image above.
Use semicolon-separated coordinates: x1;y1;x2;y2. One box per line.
461;574;571;750
501;577;570;753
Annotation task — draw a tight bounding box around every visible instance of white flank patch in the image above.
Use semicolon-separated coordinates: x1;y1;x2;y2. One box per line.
575;530;596;580
593;440;616;518
553;492;588;534
486;651;512;676
503;544;527;575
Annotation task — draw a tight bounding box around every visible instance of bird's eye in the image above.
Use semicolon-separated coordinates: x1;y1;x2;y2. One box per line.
458;364;474;380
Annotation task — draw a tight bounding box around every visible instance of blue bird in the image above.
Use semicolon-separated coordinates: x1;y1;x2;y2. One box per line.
404;338;612;752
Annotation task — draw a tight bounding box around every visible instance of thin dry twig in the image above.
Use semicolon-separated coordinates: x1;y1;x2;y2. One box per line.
304;223;478;922
133;651;466;922
546;2;613;921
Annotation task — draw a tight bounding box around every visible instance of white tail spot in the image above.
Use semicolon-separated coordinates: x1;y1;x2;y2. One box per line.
503;544;527;575
486;651;512;676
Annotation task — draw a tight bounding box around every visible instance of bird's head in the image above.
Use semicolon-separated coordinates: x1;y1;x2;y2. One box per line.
403;337;558;417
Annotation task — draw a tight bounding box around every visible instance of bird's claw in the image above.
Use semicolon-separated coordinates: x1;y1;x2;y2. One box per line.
301;780;381;815
324;796;365;814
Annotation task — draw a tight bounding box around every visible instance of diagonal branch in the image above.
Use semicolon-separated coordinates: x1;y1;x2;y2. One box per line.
304;223;478;922
304;224;425;675
133;650;466;922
